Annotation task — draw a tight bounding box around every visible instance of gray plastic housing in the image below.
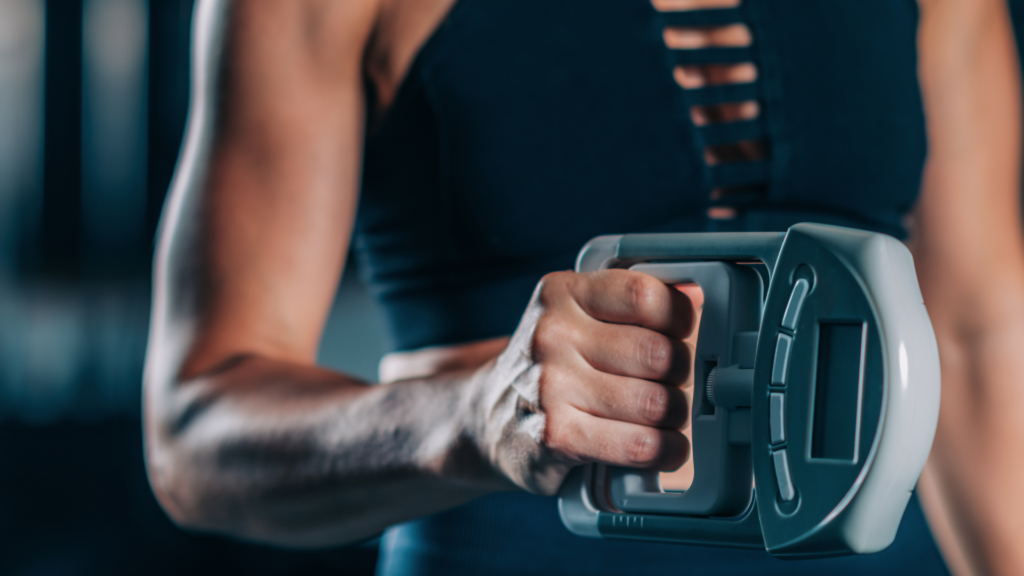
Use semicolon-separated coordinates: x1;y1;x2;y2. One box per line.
607;261;761;517
557;223;941;558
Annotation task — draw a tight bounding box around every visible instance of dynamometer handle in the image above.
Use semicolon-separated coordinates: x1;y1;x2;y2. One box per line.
557;223;940;558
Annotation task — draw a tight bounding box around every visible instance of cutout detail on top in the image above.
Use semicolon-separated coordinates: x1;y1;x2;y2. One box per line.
654;0;768;221
704;138;768;165
652;0;741;11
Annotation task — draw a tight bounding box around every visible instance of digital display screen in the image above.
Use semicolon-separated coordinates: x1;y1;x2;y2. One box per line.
810;322;866;461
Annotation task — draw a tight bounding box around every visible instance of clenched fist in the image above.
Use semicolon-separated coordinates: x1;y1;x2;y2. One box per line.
466;269;697;495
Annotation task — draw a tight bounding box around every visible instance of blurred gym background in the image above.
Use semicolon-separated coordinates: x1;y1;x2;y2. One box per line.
1;1;1023;574
0;0;385;573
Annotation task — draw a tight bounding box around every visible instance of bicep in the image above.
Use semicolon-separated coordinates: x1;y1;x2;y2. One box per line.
151;0;378;382
912;0;1024;329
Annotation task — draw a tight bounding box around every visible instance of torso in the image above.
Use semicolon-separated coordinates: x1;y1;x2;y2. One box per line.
355;0;926;354
367;0;771;380
354;2;938;574
366;0;765;168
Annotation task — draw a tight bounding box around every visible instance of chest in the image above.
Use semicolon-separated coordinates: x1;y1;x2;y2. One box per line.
360;0;927;268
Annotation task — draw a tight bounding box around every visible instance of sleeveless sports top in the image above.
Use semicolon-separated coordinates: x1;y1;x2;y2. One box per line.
354;0;948;574
355;0;927;353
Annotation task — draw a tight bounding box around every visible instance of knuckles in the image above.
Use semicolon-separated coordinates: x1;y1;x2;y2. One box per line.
518;270;692;469
536;271;575;308
626;429;663;467
531;314;574;360
636;384;672;425
533;362;561;403
635;384;688;428
637;333;674;379
540;407;583;461
639;334;691;384
531;272;581;359
623;273;669;326
502;270;698;486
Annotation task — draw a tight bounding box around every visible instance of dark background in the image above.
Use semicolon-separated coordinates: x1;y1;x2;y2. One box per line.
1;1;1023;574
0;1;385;574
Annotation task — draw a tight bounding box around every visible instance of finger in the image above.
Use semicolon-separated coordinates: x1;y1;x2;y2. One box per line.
546;407;690;471
672;283;703;312
576;320;692;384
573;269;696;338
554;366;690;429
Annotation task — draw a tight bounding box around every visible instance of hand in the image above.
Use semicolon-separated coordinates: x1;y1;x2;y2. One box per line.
467;269;696;495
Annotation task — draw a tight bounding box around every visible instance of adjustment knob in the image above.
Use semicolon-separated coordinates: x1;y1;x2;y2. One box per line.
706;367;717;406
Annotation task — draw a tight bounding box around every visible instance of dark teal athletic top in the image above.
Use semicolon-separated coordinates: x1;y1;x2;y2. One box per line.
354;0;948;573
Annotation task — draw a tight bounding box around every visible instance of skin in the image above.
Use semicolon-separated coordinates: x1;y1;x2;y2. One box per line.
144;0;1024;573
913;0;1024;574
147;1;694;547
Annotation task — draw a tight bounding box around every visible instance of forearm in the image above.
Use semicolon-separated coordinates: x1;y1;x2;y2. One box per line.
914;0;1024;573
919;317;1024;576
146;355;511;547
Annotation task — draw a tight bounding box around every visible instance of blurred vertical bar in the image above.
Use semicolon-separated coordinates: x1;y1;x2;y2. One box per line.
147;0;193;237
0;0;45;277
1012;0;1024;225
81;0;148;270
38;0;83;276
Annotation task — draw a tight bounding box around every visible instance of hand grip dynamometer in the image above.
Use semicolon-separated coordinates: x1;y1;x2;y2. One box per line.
557;223;940;558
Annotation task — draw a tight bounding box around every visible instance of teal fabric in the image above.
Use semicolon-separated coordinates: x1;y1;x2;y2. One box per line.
377;492;948;576
355;0;926;353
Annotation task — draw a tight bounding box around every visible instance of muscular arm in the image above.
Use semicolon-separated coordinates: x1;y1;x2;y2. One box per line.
914;1;1024;574
145;0;692;547
145;0;499;547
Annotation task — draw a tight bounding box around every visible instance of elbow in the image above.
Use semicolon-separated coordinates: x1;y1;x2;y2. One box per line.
143;377;228;534
144;436;368;549
144;425;218;534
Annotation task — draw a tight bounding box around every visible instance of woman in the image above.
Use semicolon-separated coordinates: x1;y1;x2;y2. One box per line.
144;0;1024;574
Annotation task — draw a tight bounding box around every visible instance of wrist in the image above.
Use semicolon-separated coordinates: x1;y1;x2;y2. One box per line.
457;359;517;490
415;362;514;492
